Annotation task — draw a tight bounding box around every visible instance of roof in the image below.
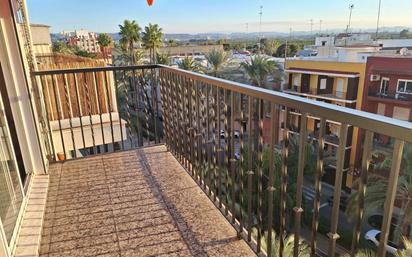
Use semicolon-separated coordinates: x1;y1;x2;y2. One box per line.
285;67;360;78
30;23;50;28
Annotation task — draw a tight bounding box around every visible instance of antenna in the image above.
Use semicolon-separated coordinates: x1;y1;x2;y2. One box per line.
259;5;263;39
346;4;354;34
375;0;382;39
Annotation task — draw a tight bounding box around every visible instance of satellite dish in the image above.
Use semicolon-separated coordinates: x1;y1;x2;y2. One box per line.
400;48;409;56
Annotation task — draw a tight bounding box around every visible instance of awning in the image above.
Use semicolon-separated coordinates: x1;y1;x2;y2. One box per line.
285;67;360;78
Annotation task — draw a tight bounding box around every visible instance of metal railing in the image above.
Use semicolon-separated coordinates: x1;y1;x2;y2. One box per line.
33;64;412;257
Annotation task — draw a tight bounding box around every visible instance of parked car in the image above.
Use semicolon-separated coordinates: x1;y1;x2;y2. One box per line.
364;229;398;255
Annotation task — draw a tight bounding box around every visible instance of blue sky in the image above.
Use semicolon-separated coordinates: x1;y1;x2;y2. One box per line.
27;0;412;34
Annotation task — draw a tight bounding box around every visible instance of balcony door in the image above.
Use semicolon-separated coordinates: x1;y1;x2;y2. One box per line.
0;61;24;247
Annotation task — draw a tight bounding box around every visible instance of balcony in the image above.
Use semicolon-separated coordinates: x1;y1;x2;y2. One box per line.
367;89;412;103
38;145;255;257
23;64;412;257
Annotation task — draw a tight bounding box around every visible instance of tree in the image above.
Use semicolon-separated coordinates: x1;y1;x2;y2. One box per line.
52;41;73;54
275;43;298;57
240;55;282;88
346;144;412;242
119;20;141;64
97;33;113;60
97;33;112;48
400;29;411;39
397;237;412;257
178;57;200;72
142;23;163;64
156;52;170;65
252;228;310;257
205;48;230;77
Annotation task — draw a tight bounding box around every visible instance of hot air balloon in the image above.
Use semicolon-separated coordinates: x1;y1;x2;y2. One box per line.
147;0;153;6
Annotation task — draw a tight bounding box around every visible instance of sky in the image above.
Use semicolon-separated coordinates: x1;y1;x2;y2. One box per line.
27;0;412;34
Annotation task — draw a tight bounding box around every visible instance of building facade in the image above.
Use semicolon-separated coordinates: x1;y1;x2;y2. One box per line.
284;59;367;188
356;56;412;169
66;30;100;53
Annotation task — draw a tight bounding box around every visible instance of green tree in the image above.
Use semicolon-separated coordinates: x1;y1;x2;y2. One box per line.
178;56;200;71
119;20;141;64
97;33;112;48
276;43;298;57
252;228;310;257
156;52;170;65
52;41;73;54
397;237;412;257
142;23;163;64
346;144;412;242
240;55;282;88
205;48;230;77
400;29;411;39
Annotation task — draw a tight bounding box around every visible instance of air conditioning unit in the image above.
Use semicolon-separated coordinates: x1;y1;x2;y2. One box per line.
370;74;380;81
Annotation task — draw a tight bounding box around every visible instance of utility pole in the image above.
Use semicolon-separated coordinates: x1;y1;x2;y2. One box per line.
375;0;382;39
346;4;354;34
309;19;314;36
258;5;263;53
319;20;323;34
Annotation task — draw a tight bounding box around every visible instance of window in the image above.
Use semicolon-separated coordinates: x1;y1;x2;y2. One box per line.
393;107;410;121
293;75;300;87
336;78;344;93
397;79;412;94
380;77;389;95
320;78;327;90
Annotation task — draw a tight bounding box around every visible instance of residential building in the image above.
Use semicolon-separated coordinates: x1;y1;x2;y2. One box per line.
284;48;370;188
66;29;100;53
0;1;411;257
356;55;412;170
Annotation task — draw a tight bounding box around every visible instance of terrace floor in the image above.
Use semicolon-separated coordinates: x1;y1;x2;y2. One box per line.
39;145;256;257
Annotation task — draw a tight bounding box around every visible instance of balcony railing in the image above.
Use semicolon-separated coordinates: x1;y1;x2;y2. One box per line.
33;65;412;257
368;89;412;102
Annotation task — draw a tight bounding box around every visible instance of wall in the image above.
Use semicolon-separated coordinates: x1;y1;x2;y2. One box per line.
0;0;45;175
285;59;367;187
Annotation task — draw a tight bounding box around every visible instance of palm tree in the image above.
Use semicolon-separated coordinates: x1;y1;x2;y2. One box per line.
142;23;163;64
205;48;230;77
397;237;412;257
240;55;282;146
346;144;412;242
119;20;141;64
252;228;310;257
156;52;170;65
178;57;200;71
240;55;282;88
97;33;113;60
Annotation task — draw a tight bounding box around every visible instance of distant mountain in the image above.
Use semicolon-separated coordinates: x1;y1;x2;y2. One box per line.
51;26;410;43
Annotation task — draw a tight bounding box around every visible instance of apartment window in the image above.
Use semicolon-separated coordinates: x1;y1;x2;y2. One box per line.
397;79;412;94
293;75;300;87
393;106;410;121
336;78;344;93
380;77;389;95
320;78;327;90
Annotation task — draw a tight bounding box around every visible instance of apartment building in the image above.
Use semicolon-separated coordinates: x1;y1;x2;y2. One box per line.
356;55;412;168
66;29;100;53
284;46;373;188
1;0;412;256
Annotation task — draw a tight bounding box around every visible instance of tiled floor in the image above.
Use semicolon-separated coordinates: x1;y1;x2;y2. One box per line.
39;145;256;257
